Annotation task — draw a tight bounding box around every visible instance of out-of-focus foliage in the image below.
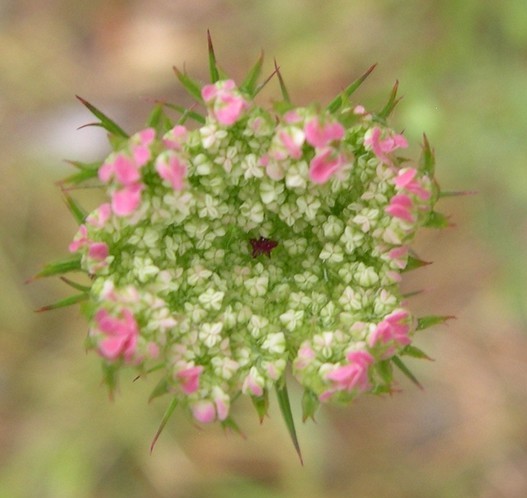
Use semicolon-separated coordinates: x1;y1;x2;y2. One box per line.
1;1;527;497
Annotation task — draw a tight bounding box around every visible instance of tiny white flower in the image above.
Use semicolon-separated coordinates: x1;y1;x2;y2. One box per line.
296;195;321;220
240;200;264;224
200;322;224;348
285;161;308;190
198;288;225;311
133;256;159;282
313;332;335;358
279;309;304;331
244;275;269;297
248;315;269;338
262;332;286;354
241;153;264;179
187;265;213;286
338;286;363;311
293;271;318;289
322;215;345;239
354;263;379;287
279;202;299;226
319;242;344;263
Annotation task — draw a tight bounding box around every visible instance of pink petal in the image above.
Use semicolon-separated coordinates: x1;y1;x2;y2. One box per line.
243;373;264;397
88;242;109;260
162;125;188;150
69;225;89;252
284;110;302;124
191;401;216;424
98;160;114;183
147;342;160;359
394;168;417;188
346;350;374;366
136;127;155;146
155;152;187;190
111;183;143;216
177;366;204;394
132;145;151;167
201;84;218;102
113;154;140;185
99;335;128;359
214;95;247;126
364;127;407;165
87;203;112;228
278;128;304;159
309;148;345;184
353;105;366;115
305;118;344;148
95;309;117;334
214;397;229;421
386;194;414;222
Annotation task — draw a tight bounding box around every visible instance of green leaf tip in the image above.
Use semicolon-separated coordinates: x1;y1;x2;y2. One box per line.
31;256;82;280
391;355;424;390
424;210;451;229
150;397;178;453
146;104;173;132
327;63;377;113
439;190;478;198
251;391;270;423
404;254;432;272
173;66;204;102
241;50;265;97
207;30;220;83
221;417;246;438
401;345;434;361
301;389;319;422
35;293;88;313
420;133;435;175
417;315;456;331
274;59;291;103
76;95;129;138
149;377;170;403
378;79;402;119
61;190;87;224
59;276;91;292
275;383;303;465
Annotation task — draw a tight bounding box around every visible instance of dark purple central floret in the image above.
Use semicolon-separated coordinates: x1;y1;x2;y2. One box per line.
249;237;278;258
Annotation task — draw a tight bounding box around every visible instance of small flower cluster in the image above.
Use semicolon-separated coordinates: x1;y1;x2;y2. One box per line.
45;49;446;442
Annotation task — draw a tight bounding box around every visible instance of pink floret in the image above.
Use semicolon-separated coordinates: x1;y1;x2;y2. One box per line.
155;152;187;191
69;224;89;253
202;80;248;126
113;154;141;185
191;400;216;424
177;365;204;394
88;242;109;260
364;126;408;166
394;167;431;200
309;148;345;184
305;117;345;148
326;350;374;393
386;194;415;223
111;183;144;217
96;308;139;362
369;309;411;348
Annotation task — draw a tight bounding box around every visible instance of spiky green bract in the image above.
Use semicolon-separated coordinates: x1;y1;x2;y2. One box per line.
33;256;81;279
327;63;377;114
76;96;129;138
276;383;303;464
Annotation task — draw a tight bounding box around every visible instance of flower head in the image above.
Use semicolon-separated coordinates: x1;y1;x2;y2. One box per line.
44;46;447;451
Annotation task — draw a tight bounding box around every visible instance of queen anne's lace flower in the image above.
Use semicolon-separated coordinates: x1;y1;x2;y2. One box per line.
41;49;448;449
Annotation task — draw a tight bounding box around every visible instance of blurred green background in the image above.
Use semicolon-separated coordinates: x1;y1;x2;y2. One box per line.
2;1;527;497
